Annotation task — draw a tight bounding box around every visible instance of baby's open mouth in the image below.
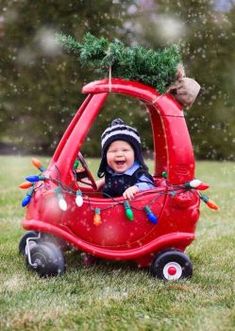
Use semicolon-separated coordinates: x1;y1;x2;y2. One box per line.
115;161;125;165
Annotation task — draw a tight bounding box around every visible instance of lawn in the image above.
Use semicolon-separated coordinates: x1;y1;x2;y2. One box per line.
0;156;234;331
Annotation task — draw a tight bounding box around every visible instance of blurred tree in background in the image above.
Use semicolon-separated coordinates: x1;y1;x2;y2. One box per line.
125;0;235;160
0;0;234;160
0;0;133;154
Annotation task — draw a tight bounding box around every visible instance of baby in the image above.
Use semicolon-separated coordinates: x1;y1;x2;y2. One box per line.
96;118;155;200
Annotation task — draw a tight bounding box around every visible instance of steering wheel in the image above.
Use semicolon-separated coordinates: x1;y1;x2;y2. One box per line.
75;152;97;190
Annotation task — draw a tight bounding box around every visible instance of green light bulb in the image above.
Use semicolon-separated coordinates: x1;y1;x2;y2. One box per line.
124;201;134;221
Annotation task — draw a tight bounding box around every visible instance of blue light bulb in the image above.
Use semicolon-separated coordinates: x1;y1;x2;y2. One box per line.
25;175;45;183
21;187;34;207
148;212;158;224
144;206;158;224
21;194;32;207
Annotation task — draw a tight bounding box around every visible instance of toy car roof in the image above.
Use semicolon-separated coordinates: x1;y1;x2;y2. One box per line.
51;78;195;186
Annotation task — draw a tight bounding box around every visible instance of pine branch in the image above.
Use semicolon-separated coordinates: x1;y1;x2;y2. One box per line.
56;32;182;93
56;33;82;55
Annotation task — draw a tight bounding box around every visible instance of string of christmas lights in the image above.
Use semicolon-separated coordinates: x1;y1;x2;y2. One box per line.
19;158;219;224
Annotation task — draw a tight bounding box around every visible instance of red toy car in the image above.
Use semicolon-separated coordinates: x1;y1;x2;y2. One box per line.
19;78;210;280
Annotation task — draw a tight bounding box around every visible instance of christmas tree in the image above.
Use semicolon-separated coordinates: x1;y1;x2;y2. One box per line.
56;33;181;93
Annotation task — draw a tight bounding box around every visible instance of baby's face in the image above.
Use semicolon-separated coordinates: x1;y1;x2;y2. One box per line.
106;140;134;173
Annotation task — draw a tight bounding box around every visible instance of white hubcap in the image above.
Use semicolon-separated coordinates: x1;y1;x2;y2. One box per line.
163;262;182;280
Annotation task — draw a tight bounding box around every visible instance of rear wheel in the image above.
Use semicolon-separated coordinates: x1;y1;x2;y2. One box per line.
150;249;193;281
19;231;38;256
41;233;71;251
26;241;65;277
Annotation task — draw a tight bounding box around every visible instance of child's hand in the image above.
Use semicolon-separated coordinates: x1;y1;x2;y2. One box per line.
123;185;139;200
96;178;105;190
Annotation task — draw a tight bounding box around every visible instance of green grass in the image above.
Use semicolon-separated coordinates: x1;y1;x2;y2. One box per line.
0;156;235;331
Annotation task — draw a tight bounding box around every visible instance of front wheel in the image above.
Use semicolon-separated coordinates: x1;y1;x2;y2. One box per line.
26;241;65;277
150;249;193;281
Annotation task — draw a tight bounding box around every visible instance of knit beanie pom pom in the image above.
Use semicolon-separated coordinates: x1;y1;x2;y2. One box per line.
111;118;124;126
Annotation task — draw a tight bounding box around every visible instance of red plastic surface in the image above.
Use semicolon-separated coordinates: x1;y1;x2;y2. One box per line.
22;78;200;267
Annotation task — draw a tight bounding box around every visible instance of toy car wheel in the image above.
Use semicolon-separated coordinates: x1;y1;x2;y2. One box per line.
41;233;71;252
26;241;65;277
19;231;38;256
150;250;193;281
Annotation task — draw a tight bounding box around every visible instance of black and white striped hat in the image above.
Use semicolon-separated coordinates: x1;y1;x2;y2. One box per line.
97;118;147;177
